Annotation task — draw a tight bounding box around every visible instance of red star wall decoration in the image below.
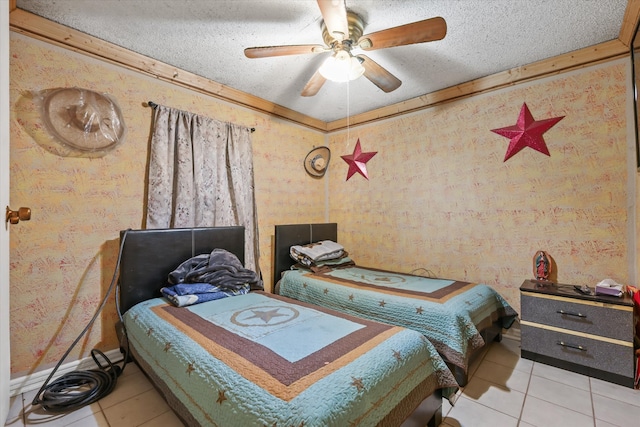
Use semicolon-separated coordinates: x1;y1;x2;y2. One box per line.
491;103;564;162
341;139;377;181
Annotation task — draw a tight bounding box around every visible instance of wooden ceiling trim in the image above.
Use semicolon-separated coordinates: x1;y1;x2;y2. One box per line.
619;0;640;46
8;9;328;132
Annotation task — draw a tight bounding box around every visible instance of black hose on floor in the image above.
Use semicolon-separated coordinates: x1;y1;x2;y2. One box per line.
31;230;130;413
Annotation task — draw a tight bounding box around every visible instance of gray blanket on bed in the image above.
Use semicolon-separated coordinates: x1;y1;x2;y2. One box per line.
168;248;263;290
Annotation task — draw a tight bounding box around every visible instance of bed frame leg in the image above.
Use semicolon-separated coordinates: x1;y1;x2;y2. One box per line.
451;365;468;387
427;405;442;427
115;321;133;363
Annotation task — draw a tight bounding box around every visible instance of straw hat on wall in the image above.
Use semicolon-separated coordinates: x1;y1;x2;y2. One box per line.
304;146;331;177
41;87;126;155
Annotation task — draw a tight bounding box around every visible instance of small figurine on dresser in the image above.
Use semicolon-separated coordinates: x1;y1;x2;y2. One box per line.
533;250;551;281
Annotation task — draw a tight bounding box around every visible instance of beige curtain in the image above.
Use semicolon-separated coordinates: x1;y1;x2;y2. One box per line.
146;104;259;274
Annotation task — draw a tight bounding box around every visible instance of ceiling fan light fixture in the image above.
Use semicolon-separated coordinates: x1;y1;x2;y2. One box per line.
318;50;365;82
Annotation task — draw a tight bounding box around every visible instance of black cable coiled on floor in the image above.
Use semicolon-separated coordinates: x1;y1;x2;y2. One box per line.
31;230;130;413
34;349;121;412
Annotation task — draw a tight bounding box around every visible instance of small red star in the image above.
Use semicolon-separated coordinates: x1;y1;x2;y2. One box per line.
341;139;377;180
491;103;564;162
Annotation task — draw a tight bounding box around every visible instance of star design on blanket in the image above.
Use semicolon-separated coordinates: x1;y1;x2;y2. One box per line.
393;350;403;362
416;306;424;314
164;342;172;352
245;308;287;324
349;294;354;301
186;362;195;376
351;376;365;392
216;390;227;405
323;288;329;294
379;300;386;307
146;327;154;336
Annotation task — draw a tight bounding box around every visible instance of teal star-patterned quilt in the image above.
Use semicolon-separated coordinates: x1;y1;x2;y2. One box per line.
277;266;518;371
124;291;457;426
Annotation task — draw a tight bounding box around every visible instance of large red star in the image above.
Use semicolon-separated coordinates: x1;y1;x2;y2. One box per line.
491;103;564;162
341;139;377;180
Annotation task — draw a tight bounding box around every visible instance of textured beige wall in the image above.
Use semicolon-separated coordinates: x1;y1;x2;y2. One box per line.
9;33;326;376
327;61;631;314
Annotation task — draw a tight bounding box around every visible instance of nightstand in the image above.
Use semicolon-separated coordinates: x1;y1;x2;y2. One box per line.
520;279;636;388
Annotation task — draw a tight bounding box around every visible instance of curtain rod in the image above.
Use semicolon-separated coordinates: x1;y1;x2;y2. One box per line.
147;101;255;132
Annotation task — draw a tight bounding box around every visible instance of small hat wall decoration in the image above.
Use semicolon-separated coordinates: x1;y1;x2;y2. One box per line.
304;146;331;177
36;87;126;157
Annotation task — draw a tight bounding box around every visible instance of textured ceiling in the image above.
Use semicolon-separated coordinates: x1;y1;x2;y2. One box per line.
15;0;630;123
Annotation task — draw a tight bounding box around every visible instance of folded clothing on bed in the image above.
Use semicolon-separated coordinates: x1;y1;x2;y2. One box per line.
161;282;250;307
161;248;262;307
290;240;345;266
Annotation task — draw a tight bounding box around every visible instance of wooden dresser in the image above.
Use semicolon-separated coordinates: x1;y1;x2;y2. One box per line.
520;279;636;388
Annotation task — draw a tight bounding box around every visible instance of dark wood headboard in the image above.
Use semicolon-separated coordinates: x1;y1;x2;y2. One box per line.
118;227;245;314
273;223;337;287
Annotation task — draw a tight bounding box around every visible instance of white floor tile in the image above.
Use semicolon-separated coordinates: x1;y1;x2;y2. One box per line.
443;395;519;427
594;419;621;427
592;392;640;427
531;362;591;391
22;398;102;427
472;359;531;393
6;395;25;427
590;377;640;407
64;412;110;427
460;375;526;419
138;410;185;427
102;388;170;427
527;375;592;416
97;370;154;410
521;395;594;427
483;340;533;374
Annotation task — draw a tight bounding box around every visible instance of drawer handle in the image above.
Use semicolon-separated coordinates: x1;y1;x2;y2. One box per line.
556;309;586;318
556;340;587;351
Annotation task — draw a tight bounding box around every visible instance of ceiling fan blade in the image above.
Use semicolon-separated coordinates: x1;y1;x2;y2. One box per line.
301;71;327;97
358;16;447;51
317;0;349;41
357;55;401;93
244;44;327;58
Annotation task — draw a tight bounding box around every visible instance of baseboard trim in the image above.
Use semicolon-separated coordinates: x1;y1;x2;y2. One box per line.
10;348;123;397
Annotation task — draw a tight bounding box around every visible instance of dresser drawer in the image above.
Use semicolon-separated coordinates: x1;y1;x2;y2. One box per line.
521;324;634;378
521;293;632;342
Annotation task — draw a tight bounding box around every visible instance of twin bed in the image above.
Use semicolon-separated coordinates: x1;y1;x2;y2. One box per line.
117;226;457;427
273;223;518;386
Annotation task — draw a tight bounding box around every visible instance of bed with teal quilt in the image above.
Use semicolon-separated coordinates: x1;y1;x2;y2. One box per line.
118;227;457;427
273;223;518;386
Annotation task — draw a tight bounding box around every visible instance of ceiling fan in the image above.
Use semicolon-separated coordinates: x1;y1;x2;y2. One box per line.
244;0;447;97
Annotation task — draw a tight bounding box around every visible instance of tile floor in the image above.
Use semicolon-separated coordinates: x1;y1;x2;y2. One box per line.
4;335;640;427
